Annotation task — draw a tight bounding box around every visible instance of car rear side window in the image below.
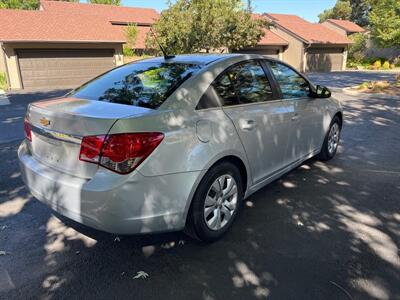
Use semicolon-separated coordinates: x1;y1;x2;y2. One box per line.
70;62;201;109
268;61;310;99
197;60;274;109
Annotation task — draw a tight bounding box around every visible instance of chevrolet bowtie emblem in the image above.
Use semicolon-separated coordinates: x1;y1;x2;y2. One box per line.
40;117;51;127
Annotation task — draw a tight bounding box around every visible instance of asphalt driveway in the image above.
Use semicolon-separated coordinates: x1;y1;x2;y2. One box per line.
0;71;399;300
307;70;398;89
0;90;69;143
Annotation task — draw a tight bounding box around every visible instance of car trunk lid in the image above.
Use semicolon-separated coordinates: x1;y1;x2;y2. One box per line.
26;97;152;178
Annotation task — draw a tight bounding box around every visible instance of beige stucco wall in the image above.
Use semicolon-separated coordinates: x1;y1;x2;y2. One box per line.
0;44;6;74
321;22;348;36
2;42;124;90
270;27;305;71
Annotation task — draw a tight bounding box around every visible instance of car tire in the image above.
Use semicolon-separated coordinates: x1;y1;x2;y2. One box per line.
316;115;342;161
185;162;243;243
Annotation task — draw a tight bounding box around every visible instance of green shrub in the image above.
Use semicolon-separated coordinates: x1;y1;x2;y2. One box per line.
382;61;390;69
358;81;371;89
361;57;376;65
348;33;367;63
124;23;138;49
373;60;382;69
346;60;358;68
0;72;8;91
123;46;135;57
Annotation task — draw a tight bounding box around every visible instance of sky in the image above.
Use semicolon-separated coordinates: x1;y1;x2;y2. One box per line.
122;0;337;23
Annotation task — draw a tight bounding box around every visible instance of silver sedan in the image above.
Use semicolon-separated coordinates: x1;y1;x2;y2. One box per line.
19;54;342;242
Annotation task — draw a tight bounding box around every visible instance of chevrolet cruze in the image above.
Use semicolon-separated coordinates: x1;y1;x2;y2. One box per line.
19;54;342;242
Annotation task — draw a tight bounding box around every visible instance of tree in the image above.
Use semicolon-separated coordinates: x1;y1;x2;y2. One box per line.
87;0;121;5
0;0;39;10
146;0;267;54
123;23;138;56
349;0;371;26
369;0;400;48
318;0;381;26
348;32;367;62
318;0;352;23
125;23;138;48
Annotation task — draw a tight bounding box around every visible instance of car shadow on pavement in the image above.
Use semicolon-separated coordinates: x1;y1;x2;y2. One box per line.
0;91;399;300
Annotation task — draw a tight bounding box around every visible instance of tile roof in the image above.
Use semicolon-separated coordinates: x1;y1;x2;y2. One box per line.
258;29;288;46
0;4;350;48
0;10;123;43
252;14;288;46
0;1;158;48
40;0;159;25
326;19;365;33
265;13;351;44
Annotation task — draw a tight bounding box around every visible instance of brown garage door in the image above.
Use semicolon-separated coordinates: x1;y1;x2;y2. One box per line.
306;48;344;72
17;49;115;89
235;48;280;59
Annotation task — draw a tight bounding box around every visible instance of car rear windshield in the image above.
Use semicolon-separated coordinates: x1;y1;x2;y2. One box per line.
70;62;201;109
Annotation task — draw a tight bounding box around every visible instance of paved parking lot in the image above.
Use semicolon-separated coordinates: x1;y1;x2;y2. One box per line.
0;71;399;299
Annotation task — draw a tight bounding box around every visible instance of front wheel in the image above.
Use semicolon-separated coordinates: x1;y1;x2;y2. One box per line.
185;162;243;242
317;116;342;161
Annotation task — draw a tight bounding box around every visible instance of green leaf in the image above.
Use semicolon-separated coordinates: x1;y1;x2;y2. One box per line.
146;0;268;54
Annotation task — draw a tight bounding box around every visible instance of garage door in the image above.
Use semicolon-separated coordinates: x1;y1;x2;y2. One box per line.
306;48;344;72
235;48;280;59
17;49;115;89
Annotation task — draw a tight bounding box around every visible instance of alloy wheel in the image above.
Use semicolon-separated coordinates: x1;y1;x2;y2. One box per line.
203;174;238;231
327;123;340;154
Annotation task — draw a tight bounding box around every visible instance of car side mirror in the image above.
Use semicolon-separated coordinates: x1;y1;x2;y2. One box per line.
311;85;331;98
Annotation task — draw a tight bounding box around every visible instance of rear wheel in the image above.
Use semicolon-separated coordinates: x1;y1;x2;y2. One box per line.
317;116;342;161
185;162;243;242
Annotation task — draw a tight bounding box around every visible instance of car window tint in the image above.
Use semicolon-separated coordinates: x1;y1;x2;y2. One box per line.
212;72;239;106
212;61;274;107
70;62;201;109
230;61;274;104
269;61;310;99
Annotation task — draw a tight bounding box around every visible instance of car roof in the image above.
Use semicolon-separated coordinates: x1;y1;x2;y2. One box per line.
140;53;275;66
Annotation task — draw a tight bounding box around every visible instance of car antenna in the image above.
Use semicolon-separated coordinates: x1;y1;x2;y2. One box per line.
149;28;175;60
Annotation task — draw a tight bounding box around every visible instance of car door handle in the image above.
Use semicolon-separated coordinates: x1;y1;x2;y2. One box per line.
239;119;256;131
291;113;300;121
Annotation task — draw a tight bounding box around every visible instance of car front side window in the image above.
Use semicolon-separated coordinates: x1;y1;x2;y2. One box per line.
269;61;310;99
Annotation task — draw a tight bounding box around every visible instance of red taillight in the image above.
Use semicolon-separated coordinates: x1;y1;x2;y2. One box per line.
79;135;105;163
79;133;164;174
24;118;32;141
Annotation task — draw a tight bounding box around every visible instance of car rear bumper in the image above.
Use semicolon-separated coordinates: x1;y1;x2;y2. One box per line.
18;141;200;235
